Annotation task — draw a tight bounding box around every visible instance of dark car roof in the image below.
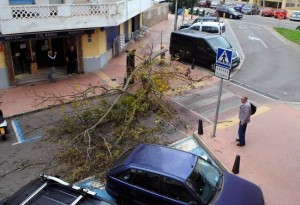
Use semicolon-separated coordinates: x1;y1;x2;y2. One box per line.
123;144;197;180
173;29;221;39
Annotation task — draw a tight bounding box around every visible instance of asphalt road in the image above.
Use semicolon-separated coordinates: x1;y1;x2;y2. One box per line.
228;15;300;102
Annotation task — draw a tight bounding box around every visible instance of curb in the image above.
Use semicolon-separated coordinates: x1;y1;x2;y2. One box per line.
192;131;231;173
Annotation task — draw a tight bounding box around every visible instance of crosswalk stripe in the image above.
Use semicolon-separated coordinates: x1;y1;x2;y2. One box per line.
217;105;271;130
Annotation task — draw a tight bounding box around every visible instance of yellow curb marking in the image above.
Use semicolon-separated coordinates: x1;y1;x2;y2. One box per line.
96;71;119;88
217;105;271;130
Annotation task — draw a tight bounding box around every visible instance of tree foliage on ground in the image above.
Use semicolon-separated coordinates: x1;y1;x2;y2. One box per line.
37;45;212;183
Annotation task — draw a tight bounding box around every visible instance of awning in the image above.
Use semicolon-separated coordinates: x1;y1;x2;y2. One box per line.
0;28;95;41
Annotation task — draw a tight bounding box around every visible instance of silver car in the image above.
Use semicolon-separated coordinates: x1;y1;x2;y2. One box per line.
290;11;300;21
210;0;221;9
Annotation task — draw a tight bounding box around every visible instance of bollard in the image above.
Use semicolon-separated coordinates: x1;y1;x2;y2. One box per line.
198;119;203;135
232;155;240;174
191;59;195;69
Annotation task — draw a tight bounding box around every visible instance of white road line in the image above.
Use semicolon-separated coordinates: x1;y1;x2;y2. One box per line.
227;79;276;101
11;120;22;144
248;34;268;48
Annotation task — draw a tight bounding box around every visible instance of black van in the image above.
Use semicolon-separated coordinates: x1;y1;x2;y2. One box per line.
169;29;240;71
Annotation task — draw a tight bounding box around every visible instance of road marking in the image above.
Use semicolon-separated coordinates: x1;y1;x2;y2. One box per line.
217;105;271;130
248;34;268;48
96;71;119;88
11;120;42;145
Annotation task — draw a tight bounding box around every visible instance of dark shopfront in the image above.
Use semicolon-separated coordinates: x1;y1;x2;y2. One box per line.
0;29;94;85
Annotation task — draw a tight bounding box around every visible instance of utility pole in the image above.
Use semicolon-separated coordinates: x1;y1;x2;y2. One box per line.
174;0;178;31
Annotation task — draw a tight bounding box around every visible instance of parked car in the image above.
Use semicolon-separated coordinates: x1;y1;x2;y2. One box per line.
260;7;275;17
274;8;287;19
106;144;264;205
290;10;300;21
216;6;243;19
198;0;211;7
1;175;114;205
241;4;260;15
169;29;240;70
187;21;226;35
210;0;221;9
179;16;220;29
224;1;234;7
234;3;245;12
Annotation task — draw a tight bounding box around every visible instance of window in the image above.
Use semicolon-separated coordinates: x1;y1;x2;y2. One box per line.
117;169;160;193
191;26;200;31
162;176;195;202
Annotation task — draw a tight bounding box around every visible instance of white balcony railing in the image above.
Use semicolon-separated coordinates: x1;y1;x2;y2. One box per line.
8;3;124;20
0;0;152;35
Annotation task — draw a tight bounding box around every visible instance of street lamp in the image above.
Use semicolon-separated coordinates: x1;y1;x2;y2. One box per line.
174;0;178;31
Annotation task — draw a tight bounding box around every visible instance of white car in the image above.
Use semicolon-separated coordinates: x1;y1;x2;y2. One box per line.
210;0;221;9
290;11;300;21
187;21;225;36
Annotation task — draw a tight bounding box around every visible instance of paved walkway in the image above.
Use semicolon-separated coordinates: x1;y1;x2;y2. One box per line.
1;13;300;205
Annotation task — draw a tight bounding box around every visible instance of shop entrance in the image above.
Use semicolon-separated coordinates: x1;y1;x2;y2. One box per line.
10;36;77;80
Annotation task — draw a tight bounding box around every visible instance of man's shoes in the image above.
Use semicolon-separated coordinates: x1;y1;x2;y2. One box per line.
237;143;245;146
236;139;240;142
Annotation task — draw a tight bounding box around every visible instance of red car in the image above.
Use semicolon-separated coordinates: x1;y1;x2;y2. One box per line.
198;0;211;7
260;7;274;17
274;8;287;19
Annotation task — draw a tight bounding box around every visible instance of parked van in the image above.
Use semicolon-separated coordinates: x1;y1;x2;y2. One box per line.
187;21;225;35
169;29;240;71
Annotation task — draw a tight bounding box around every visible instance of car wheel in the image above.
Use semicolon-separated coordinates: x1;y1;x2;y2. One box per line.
229;14;233;19
210;62;216;71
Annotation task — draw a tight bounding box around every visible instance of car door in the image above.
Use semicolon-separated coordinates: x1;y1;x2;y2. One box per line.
114;169;162;204
160;176;199;205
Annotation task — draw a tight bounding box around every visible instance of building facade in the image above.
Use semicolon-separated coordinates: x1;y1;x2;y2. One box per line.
0;0;162;89
237;0;300;9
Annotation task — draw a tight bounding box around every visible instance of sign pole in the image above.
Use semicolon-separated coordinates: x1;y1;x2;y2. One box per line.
212;78;223;138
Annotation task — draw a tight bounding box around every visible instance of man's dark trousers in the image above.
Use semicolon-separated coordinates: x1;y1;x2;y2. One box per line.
238;122;247;145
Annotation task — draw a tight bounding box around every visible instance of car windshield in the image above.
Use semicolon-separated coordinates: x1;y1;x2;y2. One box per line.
206;36;232;50
186;158;221;204
228;7;235;12
243;5;251;9
293;11;300;15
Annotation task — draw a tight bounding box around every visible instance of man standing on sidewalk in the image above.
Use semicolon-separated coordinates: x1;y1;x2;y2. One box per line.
66;45;77;75
236;96;251;146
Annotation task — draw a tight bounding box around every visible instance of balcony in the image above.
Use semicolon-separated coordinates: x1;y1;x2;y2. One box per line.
0;0;153;35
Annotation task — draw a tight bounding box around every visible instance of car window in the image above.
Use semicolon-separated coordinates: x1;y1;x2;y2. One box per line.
190;26;200;31
206;36;231;50
111;148;133;169
131;169;160;193
162;176;195;203
228;7;235;12
186;158;221;204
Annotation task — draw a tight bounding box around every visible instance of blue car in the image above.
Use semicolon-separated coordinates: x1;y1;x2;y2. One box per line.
106;143;264;205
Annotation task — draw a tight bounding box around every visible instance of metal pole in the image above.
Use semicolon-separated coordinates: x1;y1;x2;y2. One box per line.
212;78;223;137
174;0;178;31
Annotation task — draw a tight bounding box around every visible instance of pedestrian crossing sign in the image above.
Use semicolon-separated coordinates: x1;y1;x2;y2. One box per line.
216;48;233;69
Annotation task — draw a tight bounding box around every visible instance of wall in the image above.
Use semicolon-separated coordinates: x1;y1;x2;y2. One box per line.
142;3;168;28
0;47;9;89
82;28;108;72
